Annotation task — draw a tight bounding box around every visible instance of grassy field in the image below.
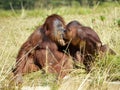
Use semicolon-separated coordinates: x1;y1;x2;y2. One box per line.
0;2;120;90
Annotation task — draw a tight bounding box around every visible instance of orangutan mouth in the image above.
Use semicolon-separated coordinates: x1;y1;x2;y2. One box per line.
58;39;66;46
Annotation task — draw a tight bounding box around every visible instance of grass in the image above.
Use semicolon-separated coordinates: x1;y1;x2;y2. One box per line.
0;2;120;90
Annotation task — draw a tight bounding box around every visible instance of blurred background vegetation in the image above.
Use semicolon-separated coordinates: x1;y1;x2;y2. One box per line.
0;0;120;10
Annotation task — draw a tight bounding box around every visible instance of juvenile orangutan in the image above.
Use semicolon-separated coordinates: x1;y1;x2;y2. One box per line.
64;20;116;72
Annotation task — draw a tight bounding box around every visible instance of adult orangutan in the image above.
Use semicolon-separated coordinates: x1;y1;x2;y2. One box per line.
13;14;73;84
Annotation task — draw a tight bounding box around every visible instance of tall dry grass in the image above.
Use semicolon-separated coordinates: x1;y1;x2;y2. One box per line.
0;4;120;90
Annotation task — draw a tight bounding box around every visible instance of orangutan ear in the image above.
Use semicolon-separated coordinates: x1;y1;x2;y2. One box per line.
43;23;50;35
77;29;85;40
45;29;50;35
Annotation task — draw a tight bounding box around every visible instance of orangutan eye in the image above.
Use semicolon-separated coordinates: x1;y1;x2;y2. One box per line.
57;24;62;27
68;29;71;31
